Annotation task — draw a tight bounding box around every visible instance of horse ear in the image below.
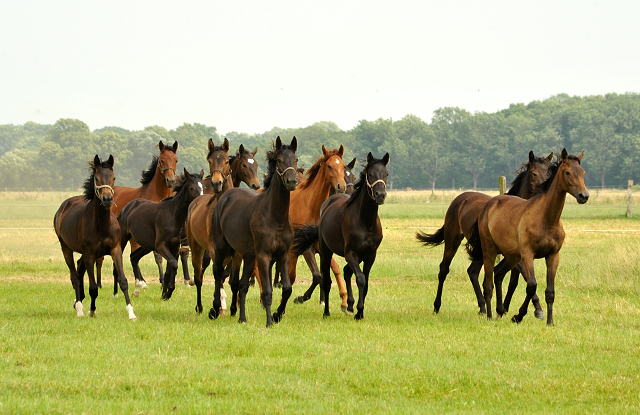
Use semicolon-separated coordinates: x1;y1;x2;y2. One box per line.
183;167;189;176
107;155;114;168
290;136;297;152
338;145;344;157
322;145;329;157
159;141;165;152
239;144;245;154
275;136;282;150
251;147;258;156
546;152;554;162
382;153;390;166
577;150;585;161
172;141;178;152
93;155;101;168
347;158;356;169
199;169;205;178
528;151;535;163
223;138;230;152
367;152;374;164
208;139;215;152
561;148;568;160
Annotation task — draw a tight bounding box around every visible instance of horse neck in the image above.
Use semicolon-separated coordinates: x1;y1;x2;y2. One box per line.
215;179;234;202
299;168;332;217
515;171;534;199
536;174;568;228
263;174;291;224
166;187;192;226
91;198;114;231
353;185;379;227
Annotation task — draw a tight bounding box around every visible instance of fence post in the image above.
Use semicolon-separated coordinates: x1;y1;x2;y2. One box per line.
499;176;507;195
628;180;633;218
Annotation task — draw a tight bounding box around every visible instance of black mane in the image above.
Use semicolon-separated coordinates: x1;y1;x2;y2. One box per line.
140;156;158;185
506;154;546;196
345;156;385;207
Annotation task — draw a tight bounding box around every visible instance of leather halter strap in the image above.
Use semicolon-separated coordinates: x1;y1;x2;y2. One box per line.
209;168;232;185
276;166;296;183
366;175;386;200
94;177;115;205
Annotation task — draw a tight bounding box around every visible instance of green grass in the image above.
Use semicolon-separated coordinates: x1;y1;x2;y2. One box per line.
1;191;640;414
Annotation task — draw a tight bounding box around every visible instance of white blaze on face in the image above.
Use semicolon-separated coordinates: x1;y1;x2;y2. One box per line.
335;159;340;164
198;182;203;195
248;158;255;164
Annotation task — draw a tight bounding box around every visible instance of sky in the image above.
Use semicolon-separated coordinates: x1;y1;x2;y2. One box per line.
1;1;639;135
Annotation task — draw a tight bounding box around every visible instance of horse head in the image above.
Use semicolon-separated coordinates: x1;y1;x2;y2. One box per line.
273;136;298;191
344;157;357;195
207;138;231;193
91;154;116;208
526;151;554;191
365;152;390;205
559;149;589;204
158;141;178;188
234;144;261;190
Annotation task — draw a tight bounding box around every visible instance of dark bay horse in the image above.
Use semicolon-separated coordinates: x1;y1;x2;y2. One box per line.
203;144;260;193
209;136;298;327
467;149;589;325
54;155;137;320
293;152;389;320
95;141;178;292
118;168;204;300
416;151;553;316
186;139;234;314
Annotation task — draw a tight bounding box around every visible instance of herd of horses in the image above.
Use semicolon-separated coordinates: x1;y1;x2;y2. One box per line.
53;136;588;327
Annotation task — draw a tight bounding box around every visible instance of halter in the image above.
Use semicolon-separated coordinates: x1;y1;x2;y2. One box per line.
366;174;386;200
94;177;115;205
158;165;176;175
209;168;232;186
276;166;297;183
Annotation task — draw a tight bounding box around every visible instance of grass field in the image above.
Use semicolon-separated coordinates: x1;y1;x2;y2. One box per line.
1;190;639;414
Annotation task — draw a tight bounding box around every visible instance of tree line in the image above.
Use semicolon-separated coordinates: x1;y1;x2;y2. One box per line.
1;92;639;191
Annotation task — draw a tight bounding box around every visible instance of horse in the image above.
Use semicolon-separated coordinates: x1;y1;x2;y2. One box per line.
293;152;389;320
54;155;137;320
117;168;204;300
416;151;554;316
293;156;357;304
208;136;298;327
93;141;178;294
202;144;260;193
466;149;589;325
186;139;234;315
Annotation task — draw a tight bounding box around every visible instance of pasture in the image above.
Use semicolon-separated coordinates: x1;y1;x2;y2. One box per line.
1;190;639;414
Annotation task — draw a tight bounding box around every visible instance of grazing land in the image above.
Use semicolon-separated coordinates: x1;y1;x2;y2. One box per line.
1;190;639;414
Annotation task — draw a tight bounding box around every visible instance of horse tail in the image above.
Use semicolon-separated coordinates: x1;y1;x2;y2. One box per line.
415;227;445;247
465;221;483;262
292;224;319;257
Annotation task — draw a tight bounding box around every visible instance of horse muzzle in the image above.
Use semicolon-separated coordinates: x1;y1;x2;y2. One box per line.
576;192;589;204
374;191;387;205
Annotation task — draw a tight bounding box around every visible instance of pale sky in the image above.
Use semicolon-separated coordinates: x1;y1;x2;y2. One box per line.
1;1;638;135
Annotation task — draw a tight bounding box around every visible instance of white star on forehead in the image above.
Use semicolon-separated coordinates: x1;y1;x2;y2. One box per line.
335;160;340;164
346;171;350;176
248;159;255;164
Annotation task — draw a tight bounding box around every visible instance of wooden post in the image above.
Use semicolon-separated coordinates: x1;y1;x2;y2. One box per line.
499;176;507;195
628;180;633;218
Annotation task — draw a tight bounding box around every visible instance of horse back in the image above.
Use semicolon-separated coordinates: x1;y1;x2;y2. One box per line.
113;184;168;216
447;191;492;239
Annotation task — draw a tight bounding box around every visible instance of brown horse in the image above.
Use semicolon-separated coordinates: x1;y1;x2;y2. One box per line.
467;149;589;325
54;155;137;320
95;141;178;292
186;139;234;314
209;136;298;327
118;168;204;300
416;151;553;316
293;152;389;320
202;144;260;193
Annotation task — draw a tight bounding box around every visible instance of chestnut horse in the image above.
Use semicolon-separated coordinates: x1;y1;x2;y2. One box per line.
186;139;234;314
416;151;553;316
118;168;204;300
54;155;137;320
467;149;589;325
209;136;298;327
293;152;389;320
96;141;178;293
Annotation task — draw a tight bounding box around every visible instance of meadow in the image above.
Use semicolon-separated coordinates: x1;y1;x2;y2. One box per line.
0;190;639;414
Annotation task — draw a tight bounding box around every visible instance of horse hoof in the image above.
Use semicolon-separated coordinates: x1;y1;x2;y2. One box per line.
97;283;102;289
534;309;545;319
320;301;325;306
293;296;304;304
188;279;195;287
126;304;137;320
88;309;96;317
195;305;203;314
274;282;282;289
219;309;227;317
354;313;364;321
341;306;353;316
323;313;330;319
272;312;281;323
74;301;85;317
113;293;119;299
183;280;191;287
511;315;522;324
208;308;218;320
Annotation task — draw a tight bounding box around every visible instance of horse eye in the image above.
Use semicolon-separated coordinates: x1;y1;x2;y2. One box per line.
565;171;571;176
328;164;332;169
532;172;538;176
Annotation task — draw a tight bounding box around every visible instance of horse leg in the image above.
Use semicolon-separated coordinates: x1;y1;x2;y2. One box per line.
179;245;191;286
466;260;485;315
95;256;103;289
191;243;205;313
512;255;536;324
209;247;229;320
154;251;165;285
434;234;464;314
129;247;151;297
111;247;136;320
357;254;376;321
157;244;178;300
228;256;240;316
319;240;334;318
481;248;498;320
82;255;99;317
544;252;560;326
493;256;518;317
273;253;293;324
504;263;545;319
241;254;261;325
343;264;355;314
60;243;84;316
294;250;320;304
330;257;348;313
